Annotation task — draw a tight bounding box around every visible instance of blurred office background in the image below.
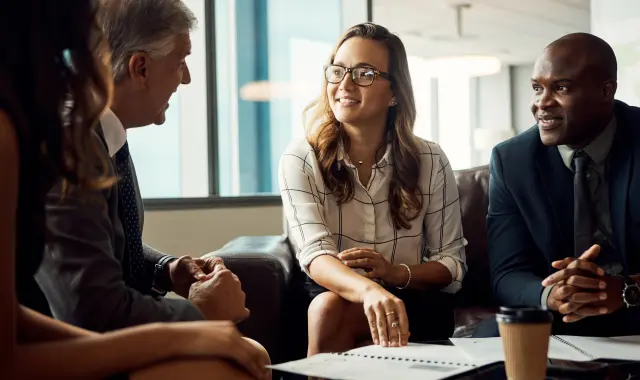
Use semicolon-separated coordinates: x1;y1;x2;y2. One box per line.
132;0;640;255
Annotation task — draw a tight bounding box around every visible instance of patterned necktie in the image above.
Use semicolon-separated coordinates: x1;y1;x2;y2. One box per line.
573;150;595;257
114;141;146;289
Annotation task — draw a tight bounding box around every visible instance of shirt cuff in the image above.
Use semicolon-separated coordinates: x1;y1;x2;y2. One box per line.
428;255;464;294
541;284;556;307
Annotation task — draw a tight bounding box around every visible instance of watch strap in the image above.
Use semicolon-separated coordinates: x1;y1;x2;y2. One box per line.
622;274;635;286
152;255;177;295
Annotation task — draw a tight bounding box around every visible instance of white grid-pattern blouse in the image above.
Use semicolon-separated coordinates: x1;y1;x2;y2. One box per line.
279;137;468;293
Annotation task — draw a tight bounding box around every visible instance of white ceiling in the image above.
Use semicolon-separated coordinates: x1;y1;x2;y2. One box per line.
372;0;591;64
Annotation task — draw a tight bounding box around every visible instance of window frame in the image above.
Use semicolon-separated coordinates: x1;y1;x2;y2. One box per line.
145;0;371;210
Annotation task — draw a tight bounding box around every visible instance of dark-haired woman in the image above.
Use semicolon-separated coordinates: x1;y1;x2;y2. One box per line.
0;1;267;378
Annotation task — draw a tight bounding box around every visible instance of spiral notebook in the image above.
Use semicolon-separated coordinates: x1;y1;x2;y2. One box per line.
450;335;640;363
551;335;640;361
268;343;498;380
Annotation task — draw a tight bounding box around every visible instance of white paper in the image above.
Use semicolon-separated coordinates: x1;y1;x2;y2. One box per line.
556;335;640;361
451;335;640;363
347;342;473;364
268;352;477;380
449;338;506;363
548;338;594;361
450;337;589;362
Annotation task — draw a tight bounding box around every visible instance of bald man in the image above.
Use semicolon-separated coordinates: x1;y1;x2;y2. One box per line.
476;33;640;337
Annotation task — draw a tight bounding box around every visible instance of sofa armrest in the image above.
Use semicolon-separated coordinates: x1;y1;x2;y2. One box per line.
202;235;293;364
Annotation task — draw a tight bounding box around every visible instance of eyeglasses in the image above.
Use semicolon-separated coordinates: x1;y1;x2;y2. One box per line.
323;64;391;87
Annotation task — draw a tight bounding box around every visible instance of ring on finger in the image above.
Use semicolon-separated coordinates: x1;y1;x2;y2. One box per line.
391;321;399;328
385;311;396;316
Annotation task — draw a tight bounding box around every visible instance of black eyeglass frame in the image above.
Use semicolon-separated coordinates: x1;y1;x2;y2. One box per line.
323;64;392;87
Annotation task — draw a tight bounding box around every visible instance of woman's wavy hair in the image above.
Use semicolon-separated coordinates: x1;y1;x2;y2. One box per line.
0;0;113;190
304;23;422;230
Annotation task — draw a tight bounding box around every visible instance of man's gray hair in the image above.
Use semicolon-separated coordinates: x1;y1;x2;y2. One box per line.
98;0;196;83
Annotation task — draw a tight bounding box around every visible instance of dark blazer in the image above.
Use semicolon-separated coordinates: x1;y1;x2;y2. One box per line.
36;130;203;332
488;100;640;335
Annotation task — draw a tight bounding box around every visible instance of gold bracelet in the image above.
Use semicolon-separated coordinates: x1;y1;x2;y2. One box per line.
396;264;411;289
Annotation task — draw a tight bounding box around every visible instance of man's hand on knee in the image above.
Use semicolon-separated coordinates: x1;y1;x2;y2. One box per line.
189;269;250;323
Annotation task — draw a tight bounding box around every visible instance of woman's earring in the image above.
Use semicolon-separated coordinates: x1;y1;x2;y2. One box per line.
390;99;397;106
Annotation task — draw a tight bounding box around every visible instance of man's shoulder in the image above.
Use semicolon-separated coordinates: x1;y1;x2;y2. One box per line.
46;131;116;207
616;101;640;140
616;100;640;120
492;125;540;165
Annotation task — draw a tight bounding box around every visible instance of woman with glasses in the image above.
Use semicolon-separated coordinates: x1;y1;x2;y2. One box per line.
279;23;467;355
0;1;269;379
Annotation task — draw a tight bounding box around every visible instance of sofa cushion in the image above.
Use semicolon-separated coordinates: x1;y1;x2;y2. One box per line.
205;235;296;364
453;165;494;308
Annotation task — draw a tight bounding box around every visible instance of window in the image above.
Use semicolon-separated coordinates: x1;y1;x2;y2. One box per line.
407;56;434;142
405;56;474;170
131;0;368;201
128;0;209;199
437;76;472;170
215;0;367;196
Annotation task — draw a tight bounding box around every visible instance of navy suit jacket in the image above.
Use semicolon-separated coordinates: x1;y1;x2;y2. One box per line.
488;100;640;315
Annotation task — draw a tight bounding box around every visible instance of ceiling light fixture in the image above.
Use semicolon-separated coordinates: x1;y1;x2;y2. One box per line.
426;1;502;78
424;55;502;78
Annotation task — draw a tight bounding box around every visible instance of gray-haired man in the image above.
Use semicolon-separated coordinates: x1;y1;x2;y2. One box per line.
37;0;249;331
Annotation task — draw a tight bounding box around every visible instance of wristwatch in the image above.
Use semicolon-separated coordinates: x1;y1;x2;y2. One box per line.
620;275;640;308
152;255;177;295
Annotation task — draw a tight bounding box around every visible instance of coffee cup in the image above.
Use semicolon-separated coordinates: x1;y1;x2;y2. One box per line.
496;306;553;380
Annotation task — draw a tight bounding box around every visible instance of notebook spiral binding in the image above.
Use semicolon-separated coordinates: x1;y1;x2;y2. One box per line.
335;352;474;367
552;336;596;360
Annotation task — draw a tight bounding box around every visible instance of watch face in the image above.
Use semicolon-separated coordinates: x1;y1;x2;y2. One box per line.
623;284;640;306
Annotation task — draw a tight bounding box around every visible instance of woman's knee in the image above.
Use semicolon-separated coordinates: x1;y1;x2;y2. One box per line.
307;292;367;354
307;291;348;330
130;358;258;380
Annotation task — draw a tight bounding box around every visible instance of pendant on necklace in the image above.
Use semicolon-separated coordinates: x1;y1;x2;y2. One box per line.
358;161;363;165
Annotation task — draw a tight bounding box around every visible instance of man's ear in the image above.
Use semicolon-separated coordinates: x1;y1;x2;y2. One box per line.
603;80;617;102
128;52;149;85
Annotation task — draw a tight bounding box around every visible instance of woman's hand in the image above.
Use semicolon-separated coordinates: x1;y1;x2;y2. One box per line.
338;248;407;286
361;286;410;348
171;321;270;379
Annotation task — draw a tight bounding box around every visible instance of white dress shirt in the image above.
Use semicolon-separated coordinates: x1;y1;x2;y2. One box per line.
100;108;127;157
279;137;468;293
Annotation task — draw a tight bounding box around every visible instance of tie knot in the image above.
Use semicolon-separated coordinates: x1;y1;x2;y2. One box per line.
572;150;590;172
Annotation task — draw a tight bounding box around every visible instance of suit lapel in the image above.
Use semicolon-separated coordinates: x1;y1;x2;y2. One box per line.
536;143;574;259
609;105;632;264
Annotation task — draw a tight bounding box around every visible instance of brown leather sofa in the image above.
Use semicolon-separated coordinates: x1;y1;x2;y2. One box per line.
208;164;495;367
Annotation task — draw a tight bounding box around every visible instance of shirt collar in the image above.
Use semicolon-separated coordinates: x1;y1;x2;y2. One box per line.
557;116;617;170
100;108;127;157
337;138;392;168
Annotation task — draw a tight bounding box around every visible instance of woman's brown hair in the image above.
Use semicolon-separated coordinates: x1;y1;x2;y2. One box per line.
0;0;113;189
305;23;422;230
